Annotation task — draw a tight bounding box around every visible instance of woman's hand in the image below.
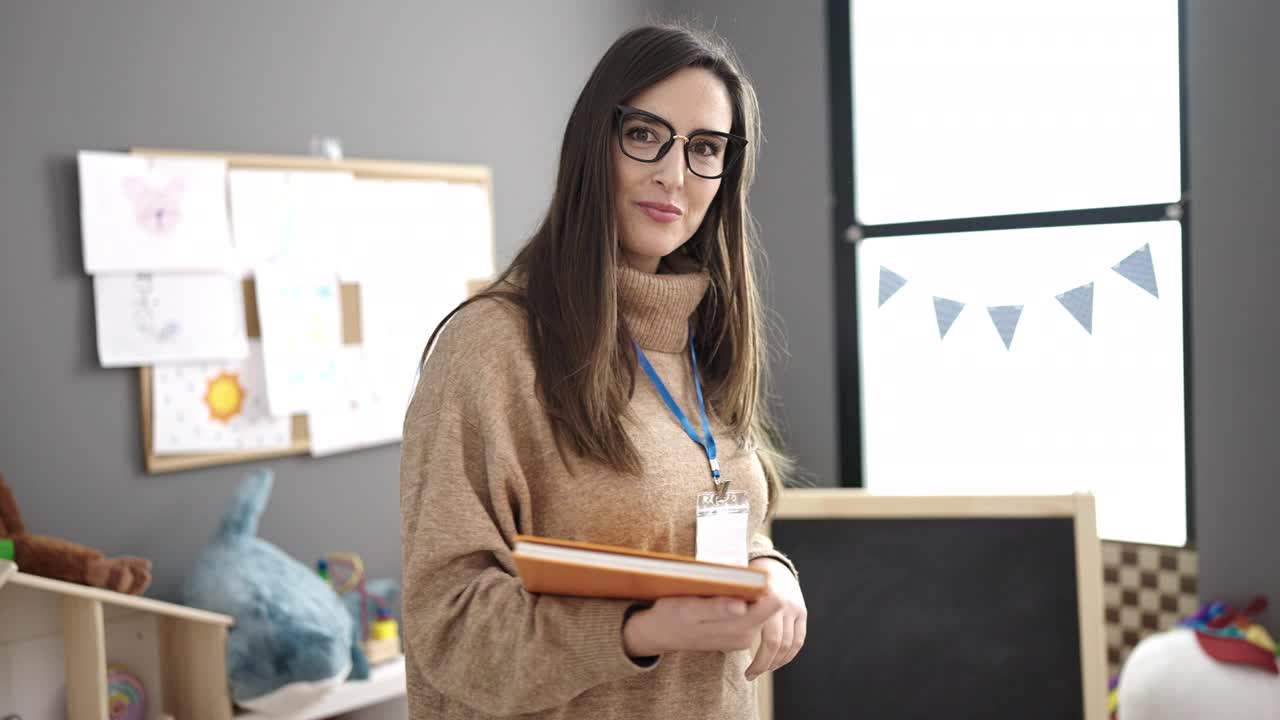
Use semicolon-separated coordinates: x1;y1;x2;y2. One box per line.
743;557;807;680
622;592;784;658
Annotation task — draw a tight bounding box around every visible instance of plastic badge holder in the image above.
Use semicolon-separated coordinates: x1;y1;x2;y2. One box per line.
696;490;749;567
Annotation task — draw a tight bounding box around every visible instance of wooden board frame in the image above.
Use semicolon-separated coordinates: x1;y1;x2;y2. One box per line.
130;148;495;474
757;489;1107;720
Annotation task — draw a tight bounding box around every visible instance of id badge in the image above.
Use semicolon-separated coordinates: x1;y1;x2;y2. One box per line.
696;490;750;567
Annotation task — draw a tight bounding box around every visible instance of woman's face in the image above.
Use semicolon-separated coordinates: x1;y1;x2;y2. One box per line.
613;67;734;273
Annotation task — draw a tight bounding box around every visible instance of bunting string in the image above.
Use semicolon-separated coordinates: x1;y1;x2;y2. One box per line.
877;243;1159;350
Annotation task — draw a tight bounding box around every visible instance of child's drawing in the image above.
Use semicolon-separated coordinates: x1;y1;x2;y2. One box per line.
253;266;344;415
123;175;185;235
79;151;233;273
152;342;291;453
94;272;247;367
131;274;181;341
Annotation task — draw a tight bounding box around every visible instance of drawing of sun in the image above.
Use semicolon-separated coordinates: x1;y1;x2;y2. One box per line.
204;371;246;423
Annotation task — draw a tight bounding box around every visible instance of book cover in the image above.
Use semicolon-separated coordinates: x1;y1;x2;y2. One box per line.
512;535;768;602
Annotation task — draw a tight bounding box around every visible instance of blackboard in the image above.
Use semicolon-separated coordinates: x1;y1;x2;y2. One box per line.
761;491;1105;720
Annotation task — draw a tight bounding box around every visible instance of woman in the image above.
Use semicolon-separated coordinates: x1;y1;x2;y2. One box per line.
400;24;806;719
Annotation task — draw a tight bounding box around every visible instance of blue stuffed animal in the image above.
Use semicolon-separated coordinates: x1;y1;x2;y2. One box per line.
184;469;369;714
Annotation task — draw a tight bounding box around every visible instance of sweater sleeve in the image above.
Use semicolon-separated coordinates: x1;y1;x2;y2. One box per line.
399;303;656;716
750;532;798;579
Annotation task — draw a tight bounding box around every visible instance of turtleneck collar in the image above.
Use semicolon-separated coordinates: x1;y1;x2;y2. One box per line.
617;257;711;353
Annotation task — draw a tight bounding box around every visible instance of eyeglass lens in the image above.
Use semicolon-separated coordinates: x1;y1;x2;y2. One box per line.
619;113;735;178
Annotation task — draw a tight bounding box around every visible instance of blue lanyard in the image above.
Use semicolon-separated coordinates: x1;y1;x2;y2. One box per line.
634;337;723;488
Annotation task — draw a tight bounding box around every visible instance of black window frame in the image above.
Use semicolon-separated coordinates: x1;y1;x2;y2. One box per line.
827;0;1195;545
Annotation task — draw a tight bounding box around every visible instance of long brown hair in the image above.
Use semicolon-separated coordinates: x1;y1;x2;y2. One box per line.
427;24;793;505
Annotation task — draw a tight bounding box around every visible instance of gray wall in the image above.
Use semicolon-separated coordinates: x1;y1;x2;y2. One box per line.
0;0;660;604
1185;1;1280;619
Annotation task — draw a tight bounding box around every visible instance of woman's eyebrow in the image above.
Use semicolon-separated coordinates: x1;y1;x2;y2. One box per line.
677;116;732;135
631;106;729;135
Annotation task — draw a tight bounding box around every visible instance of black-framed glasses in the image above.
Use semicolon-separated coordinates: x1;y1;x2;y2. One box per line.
615;105;747;180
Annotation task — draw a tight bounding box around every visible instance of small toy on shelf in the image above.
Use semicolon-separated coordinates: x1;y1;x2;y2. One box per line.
1177;596;1278;673
106;665;146;720
1116;596;1280;720
1107;675;1119;719
0;471;151;595
366;606;401;665
371;606;398;641
318;552;403;665
183;469;370;716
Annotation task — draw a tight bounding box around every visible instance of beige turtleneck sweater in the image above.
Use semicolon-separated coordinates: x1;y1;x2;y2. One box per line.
399;264;794;719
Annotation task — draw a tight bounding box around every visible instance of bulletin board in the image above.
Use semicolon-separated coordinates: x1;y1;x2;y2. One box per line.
129;148;495;474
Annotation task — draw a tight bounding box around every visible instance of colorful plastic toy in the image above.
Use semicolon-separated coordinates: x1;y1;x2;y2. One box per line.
107;666;146;720
1178;596;1278;673
317;552;402;665
1116;596;1280;720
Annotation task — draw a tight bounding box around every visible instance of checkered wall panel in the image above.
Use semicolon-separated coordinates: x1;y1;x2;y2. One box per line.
1101;540;1199;676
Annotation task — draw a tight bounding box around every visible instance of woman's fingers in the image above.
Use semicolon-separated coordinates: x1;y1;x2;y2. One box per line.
690;596;747;622
745;614;783;680
774;613;806;670
768;612;796;673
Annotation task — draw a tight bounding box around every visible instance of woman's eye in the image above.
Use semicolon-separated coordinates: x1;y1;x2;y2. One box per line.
690;140;723;157
627;127;657;143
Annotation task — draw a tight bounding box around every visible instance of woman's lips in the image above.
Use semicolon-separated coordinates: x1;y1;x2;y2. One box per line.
637;201;683;223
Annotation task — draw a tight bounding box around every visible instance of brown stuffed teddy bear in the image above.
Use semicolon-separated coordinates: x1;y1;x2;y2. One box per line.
0;471;151;595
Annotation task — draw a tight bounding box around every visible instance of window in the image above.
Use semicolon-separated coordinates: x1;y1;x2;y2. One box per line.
831;0;1189;546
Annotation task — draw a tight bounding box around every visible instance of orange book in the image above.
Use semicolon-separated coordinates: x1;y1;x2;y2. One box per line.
512;535;769;602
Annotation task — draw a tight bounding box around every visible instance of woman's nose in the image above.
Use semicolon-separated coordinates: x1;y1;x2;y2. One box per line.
653;138;688;190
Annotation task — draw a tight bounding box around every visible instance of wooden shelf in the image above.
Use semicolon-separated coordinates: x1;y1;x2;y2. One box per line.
0;558;16;589
1;560;234;627
0;560;403;719
235;656;407;720
0;559;235;720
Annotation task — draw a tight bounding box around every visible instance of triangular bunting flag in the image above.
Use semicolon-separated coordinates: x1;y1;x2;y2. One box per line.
987;305;1024;350
933;297;964;339
878;267;907;307
1113;243;1159;298
1056;282;1094;334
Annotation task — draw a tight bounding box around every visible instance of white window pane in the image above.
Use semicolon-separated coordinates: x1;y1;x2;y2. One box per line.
857;221;1185;546
852;0;1181;224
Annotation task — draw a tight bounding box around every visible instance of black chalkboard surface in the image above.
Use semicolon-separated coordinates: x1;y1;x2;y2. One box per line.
763;492;1105;720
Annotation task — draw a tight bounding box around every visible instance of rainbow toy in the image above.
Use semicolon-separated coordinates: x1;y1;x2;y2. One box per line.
106;666;146;720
